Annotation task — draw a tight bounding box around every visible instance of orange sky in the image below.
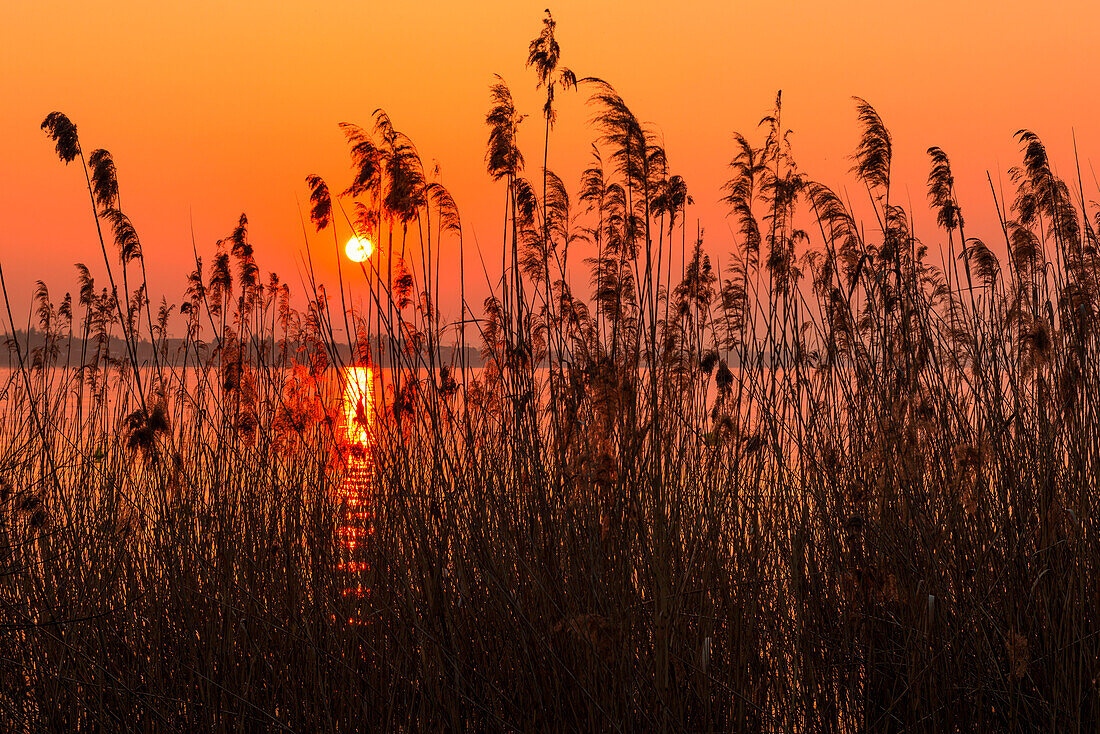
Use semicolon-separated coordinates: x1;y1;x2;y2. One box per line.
3;0;1099;335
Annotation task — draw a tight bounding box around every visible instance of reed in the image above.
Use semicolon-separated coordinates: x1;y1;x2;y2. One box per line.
1;15;1098;732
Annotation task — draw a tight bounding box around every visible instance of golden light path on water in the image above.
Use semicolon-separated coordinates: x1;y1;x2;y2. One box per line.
342;365;375;447
337;366;375;588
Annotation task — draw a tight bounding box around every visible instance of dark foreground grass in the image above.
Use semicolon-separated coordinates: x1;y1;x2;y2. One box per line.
2;15;1099;732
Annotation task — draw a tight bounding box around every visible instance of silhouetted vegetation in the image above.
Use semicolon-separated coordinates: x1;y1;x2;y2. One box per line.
2;11;1098;731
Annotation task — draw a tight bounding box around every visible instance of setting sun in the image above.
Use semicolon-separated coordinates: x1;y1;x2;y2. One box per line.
345;236;373;262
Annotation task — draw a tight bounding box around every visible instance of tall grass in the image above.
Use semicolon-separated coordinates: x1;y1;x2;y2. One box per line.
1;15;1098;731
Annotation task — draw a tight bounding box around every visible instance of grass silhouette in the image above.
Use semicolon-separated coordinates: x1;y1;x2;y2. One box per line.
2;13;1098;732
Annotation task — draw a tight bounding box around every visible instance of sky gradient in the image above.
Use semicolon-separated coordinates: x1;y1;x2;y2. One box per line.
4;0;1099;331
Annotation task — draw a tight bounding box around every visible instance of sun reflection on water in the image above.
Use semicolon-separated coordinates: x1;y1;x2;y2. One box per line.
338;366;375;585
342;366;375;447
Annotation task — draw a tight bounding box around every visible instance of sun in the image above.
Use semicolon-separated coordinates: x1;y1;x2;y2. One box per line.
345;236;373;262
